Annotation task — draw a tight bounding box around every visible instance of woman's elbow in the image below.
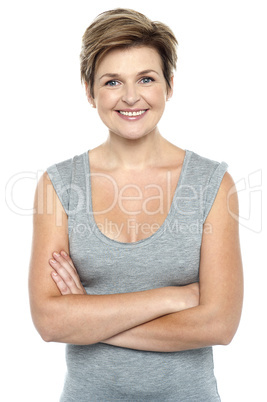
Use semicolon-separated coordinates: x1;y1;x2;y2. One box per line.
213;316;241;346
39;327;54;343
217;330;234;346
31;314;55;342
30;299;60;343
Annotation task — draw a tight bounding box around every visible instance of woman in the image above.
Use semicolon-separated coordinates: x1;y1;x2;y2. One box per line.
29;8;243;401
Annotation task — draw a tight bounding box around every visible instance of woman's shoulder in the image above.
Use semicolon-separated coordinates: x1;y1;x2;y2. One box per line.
44;151;89;215
46;151;89;187
181;149;229;195
186;149;226;168
46;150;88;191
47;151;88;172
185;149;228;177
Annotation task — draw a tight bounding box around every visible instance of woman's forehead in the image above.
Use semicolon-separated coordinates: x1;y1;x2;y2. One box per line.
95;46;163;77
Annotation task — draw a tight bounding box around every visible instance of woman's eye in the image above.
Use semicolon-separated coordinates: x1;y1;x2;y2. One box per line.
105;80;119;87
140;77;154;84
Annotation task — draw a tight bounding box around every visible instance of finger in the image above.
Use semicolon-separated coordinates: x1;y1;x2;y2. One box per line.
51;271;71;295
49;258;85;294
60;251;77;271
53;252;83;291
49;258;79;293
52;252;78;279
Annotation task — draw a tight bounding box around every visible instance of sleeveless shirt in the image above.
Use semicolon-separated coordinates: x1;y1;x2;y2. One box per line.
47;149;228;402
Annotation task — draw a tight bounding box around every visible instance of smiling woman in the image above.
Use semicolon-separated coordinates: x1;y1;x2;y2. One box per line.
29;8;243;402
86;46;170;141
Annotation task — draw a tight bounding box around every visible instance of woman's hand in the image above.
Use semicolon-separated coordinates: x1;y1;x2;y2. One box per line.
49;250;199;304
49;251;86;295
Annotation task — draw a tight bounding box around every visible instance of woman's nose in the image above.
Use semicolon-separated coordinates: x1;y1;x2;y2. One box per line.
121;84;141;105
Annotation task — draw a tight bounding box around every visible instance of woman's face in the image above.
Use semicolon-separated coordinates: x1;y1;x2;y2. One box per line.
87;46;173;141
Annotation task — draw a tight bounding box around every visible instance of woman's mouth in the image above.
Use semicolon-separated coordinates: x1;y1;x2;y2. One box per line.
116;109;148;120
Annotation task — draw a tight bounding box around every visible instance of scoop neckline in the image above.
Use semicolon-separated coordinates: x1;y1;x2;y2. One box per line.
84;149;191;248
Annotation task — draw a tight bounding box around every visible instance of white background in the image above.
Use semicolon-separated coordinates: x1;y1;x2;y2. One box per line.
1;1;266;401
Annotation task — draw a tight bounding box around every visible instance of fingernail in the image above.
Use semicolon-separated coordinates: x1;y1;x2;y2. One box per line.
61;251;67;257
53;252;60;257
50;259;56;264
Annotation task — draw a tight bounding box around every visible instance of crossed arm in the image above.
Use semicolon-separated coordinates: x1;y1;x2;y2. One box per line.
29;172;243;352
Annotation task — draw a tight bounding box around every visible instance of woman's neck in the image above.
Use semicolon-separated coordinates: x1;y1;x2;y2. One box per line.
102;129;169;171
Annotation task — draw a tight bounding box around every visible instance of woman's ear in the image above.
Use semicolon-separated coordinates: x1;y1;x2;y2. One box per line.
166;75;174;101
85;82;96;108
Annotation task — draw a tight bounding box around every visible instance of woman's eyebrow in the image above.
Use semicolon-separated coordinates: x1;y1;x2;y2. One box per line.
98;70;160;81
99;73;119;81
137;69;160;76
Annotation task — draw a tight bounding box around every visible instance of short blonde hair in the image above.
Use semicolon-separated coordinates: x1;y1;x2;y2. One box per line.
80;8;178;97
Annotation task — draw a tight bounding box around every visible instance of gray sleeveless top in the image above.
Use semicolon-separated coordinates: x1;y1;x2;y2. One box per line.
47;149;228;402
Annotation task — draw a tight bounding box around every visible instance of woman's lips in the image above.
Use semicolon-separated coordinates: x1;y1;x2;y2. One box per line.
115;109;148;121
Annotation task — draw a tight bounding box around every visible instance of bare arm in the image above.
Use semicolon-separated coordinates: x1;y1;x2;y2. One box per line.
101;172;244;351
29;173;199;345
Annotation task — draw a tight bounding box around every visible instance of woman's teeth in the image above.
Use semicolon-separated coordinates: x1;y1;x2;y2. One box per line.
119;110;146;116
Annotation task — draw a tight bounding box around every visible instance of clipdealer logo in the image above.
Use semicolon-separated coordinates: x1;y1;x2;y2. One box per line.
227;169;262;233
5;168;263;234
